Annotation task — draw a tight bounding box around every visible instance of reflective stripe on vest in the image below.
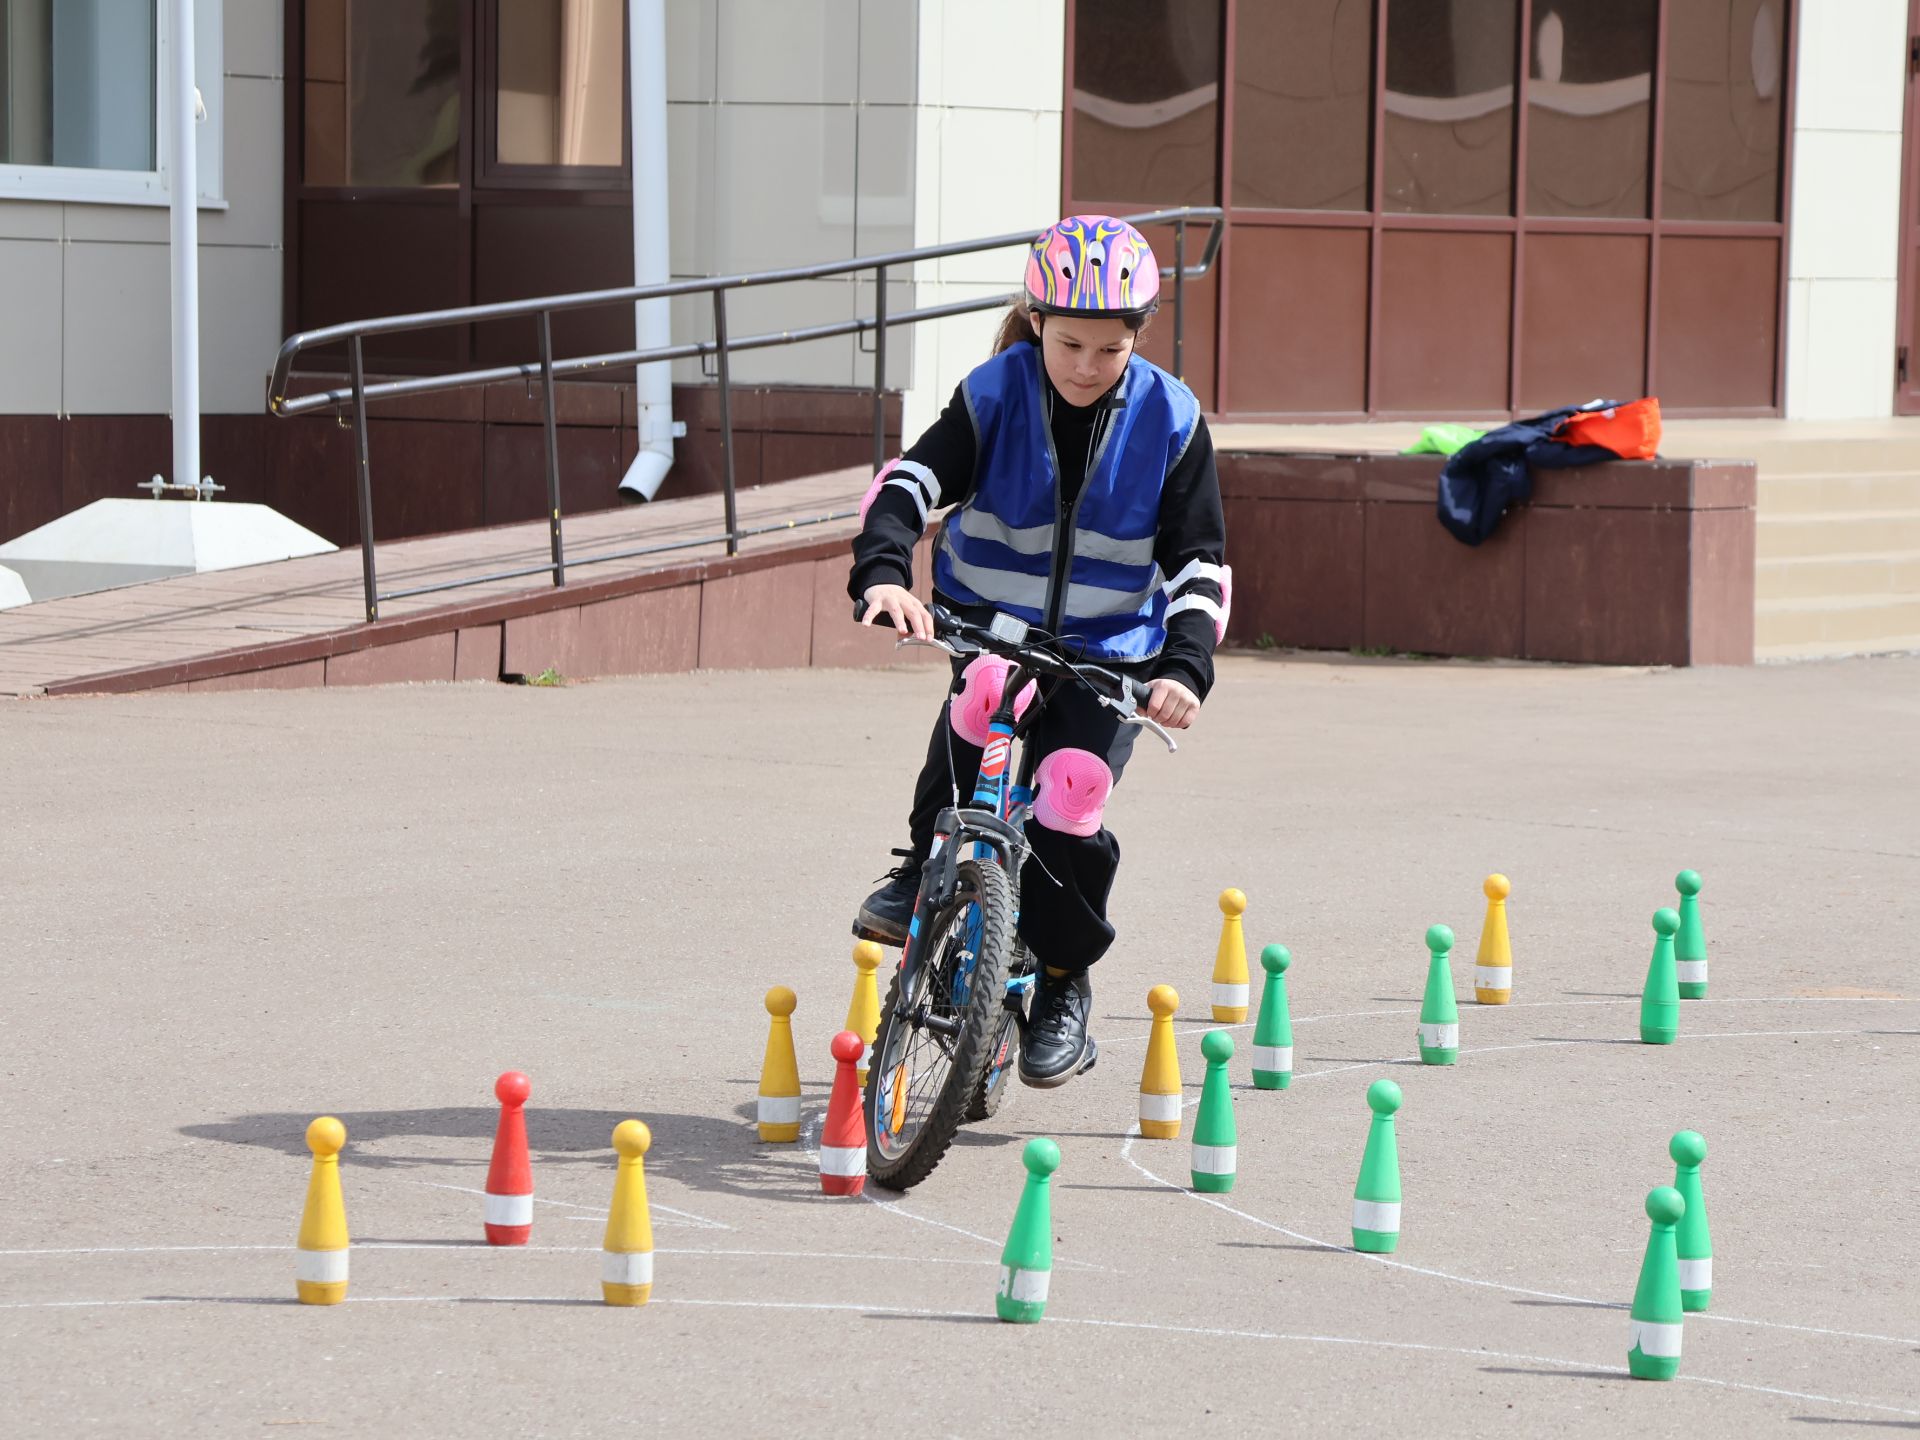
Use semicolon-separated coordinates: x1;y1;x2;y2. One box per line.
934;345;1199;661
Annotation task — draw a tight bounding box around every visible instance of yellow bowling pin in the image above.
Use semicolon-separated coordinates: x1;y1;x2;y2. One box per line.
758;986;802;1141
845;942;883;1086
1139;985;1183;1139
296;1117;349;1305
602;1120;654;1306
1211;889;1250;1022
1474;874;1512;1004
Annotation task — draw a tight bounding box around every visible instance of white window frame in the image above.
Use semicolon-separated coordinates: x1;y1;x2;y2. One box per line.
0;0;226;208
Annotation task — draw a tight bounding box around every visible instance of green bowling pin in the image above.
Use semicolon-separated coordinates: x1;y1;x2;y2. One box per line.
1675;871;1707;999
1640;908;1680;1044
1252;945;1294;1089
1351;1079;1402;1253
996;1138;1059;1323
1190;1031;1237;1192
1670;1131;1712;1312
1628;1185;1686;1379
1417;924;1459;1064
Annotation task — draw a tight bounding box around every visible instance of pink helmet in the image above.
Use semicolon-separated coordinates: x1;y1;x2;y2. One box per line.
1024;215;1161;320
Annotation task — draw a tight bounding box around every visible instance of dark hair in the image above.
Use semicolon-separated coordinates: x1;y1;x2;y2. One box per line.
992;304;1154;356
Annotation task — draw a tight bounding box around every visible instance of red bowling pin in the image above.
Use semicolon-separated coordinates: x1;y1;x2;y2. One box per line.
484;1071;534;1244
819;1032;868;1197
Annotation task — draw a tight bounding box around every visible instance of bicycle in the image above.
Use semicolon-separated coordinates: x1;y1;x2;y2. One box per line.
852;599;1178;1191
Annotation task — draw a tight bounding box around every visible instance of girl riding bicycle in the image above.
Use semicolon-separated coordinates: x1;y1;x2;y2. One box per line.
848;214;1229;1091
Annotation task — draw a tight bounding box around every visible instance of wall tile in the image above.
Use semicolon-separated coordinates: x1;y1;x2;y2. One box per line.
63;242;171;414
667;0;720;102
934;109;1054;284
1799;279;1897;420
724;277;859;386
224;0;281;78
698;564;815;668
199;245;283;413
668;102;717;275
202;76;283;247
718;0;858;105
326;633;458;687
714;104;857;272
0;240;65;414
1793;0;1906;134
1787;130;1901;281
1782;277;1811;419
938;0;1063;111
856;105;916;257
0;201;62;241
859;0;918;106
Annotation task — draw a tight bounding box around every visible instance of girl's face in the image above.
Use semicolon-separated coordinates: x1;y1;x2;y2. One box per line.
1035;313;1135;405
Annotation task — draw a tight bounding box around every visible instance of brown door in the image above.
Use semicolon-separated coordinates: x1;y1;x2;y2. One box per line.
1899;1;1920;414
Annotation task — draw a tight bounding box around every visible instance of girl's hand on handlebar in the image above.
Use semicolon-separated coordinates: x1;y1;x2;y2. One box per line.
861;583;934;642
1144;677;1199;730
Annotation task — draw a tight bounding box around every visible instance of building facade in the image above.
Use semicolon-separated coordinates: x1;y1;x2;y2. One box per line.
0;0;1913;551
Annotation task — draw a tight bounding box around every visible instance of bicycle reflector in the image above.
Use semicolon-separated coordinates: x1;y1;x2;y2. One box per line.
988;612;1030;645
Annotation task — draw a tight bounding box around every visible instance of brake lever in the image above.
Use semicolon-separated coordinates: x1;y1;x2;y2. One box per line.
1123;710;1178;752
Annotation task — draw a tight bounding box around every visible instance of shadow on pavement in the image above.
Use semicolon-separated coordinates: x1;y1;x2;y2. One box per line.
1479;1365;1626;1383
182;1105;830;1205
1788;1419;1920;1430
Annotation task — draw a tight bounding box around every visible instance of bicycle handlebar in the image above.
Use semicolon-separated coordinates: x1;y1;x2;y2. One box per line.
853;598;1177;752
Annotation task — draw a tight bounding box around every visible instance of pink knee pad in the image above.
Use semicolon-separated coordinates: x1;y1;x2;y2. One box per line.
858;460;897;522
949;655;1038;746
1032;748;1114;836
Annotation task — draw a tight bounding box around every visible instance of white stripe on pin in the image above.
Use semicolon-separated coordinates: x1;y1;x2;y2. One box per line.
1473;966;1511;990
1351;1199;1401;1233
757;1095;801;1124
1419;1022;1458;1048
484;1192;533;1227
1138;1092;1182;1122
1678;1257;1712;1290
1190;1143;1237;1175
1629;1318;1683;1357
1252;1044;1292;1072
1211;983;1249;1008
818;1145;867;1177
1675;961;1708;984
295;1249;349;1284
998;1266;1050;1303
601;1250;654;1286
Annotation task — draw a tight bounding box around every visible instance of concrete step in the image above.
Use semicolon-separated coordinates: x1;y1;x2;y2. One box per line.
1756;550;1920;600
1755;510;1920;559
1703;437;1920;476
1759;634;1920;660
1755;593;1920;649
1758;471;1920;514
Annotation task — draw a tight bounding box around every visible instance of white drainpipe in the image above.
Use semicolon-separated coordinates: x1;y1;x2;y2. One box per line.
618;0;681;502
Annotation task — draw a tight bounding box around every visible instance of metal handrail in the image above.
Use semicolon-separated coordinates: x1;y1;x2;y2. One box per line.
266;206;1225;622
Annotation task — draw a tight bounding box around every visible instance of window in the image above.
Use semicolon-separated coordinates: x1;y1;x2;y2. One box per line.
494;0;624;171
304;0;460;187
1661;0;1784;222
1231;0;1371;211
1071;0;1220;206
1382;0;1517;216
0;0;220;206
1526;1;1656;219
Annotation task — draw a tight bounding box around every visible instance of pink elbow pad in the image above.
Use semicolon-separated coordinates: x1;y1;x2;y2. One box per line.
949;655;1038;746
1215;564;1233;643
1032;748;1114;836
858;460;897;522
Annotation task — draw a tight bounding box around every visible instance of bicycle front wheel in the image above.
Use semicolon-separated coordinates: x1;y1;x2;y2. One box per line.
864;858;1013;1191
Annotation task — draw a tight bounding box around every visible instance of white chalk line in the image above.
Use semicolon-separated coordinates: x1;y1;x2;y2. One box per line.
7;1290;1913;1420
8;1289;1915;1420
1118;1026;1920;1353
796;1108;1106;1272
0;1242;997;1268
1097;992;1915;1050
397;1177;731;1232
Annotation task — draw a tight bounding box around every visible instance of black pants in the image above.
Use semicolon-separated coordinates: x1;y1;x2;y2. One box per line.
906;655;1141;975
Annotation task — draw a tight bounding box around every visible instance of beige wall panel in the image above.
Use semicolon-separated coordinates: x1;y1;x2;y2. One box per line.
726;277;857;386
62;204;169;244
202;76;284;248
667;101;716;275
0;202;62;241
855;105;914;255
199;244;283;413
0;239;65;414
715;103;855;272
858;0;917;105
62;241;171;414
224;0;281;78
667;0;719;102
718;0;857;106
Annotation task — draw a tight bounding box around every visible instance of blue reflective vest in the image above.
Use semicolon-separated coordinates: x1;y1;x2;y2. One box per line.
933;344;1201;662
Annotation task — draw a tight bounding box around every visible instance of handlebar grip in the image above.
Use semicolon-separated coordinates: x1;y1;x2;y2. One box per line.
852;597;870;622
1127;676;1154;707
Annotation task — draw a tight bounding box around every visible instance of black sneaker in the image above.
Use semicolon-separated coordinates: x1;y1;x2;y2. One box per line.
1018;968;1097;1088
853;848;923;947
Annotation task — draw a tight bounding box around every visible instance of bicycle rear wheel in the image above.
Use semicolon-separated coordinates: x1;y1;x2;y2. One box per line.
864;858;1013;1191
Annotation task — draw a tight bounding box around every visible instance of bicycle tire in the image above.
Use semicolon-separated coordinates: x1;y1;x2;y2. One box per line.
964;1006;1018;1122
864;858;1013;1191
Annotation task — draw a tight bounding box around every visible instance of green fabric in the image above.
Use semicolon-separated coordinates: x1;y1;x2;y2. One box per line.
1402;423;1485;456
